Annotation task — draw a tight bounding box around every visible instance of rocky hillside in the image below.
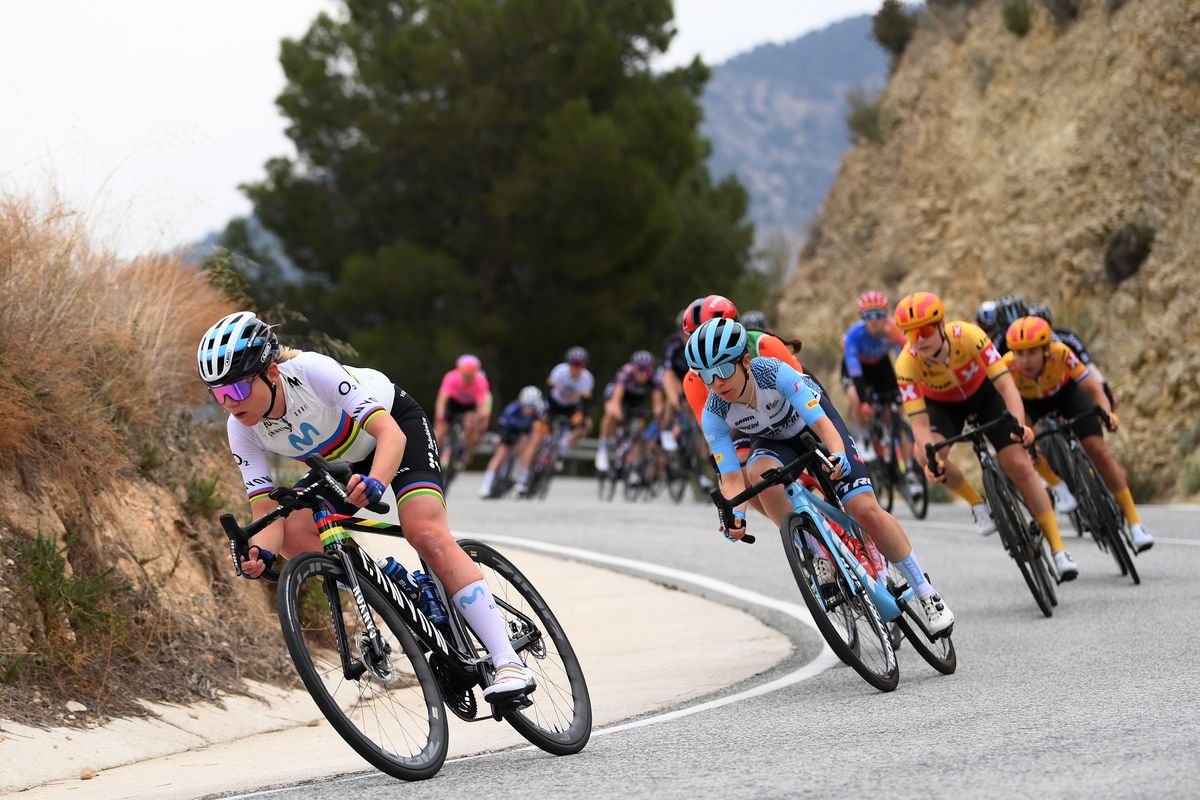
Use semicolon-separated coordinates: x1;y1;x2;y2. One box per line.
779;0;1200;499
701;15;887;242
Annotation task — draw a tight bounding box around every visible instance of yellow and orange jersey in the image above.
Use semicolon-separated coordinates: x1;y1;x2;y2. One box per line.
1002;341;1090;400
895;320;1009;417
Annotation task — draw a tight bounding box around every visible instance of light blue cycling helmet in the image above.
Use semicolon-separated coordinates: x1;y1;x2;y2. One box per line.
686;318;748;383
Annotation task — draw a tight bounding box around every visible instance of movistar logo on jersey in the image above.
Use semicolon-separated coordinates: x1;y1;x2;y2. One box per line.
285;375;302;387
288;422;321;451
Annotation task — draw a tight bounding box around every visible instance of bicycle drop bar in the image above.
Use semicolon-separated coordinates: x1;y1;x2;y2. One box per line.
924;411;1019;478
220;455;392;581
709;433;838;545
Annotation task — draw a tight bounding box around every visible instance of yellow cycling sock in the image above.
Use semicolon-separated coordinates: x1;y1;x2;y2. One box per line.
949;480;985;506
1034;459;1062;486
1113;487;1141;525
1036;510;1065;552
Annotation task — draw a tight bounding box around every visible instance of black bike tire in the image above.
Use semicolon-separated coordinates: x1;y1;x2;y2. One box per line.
665;450;688;502
1040;434;1084;537
456;540;592;755
277;552;449;781
779;513;899;692
888;567;957;675
1077;451;1139;584
982;467;1053;617
869;454;894;512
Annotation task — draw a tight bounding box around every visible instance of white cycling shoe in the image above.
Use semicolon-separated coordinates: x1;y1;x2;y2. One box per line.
1129;523;1154;553
920;593;955;637
483;662;536;702
971;503;997;536
1053;550;1079;581
1050;482;1078;514
594;449;610;473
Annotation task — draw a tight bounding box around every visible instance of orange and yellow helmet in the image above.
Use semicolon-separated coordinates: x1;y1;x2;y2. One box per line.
894;292;945;330
1006;316;1053;350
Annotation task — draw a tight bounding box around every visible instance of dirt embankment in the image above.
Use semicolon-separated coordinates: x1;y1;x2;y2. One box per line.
0;199;288;727
780;0;1200;499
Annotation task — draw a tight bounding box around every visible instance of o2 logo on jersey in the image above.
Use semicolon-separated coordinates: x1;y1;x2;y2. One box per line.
288;422;321;452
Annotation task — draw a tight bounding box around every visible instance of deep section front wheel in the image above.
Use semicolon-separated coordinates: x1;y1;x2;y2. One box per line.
277;552;448;781
779;513;899;692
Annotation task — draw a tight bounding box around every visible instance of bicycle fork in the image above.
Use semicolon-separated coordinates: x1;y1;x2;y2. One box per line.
786;485;909;623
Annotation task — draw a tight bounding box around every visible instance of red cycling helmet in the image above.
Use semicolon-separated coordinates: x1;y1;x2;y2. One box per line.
682;294;739;335
857;291;889;315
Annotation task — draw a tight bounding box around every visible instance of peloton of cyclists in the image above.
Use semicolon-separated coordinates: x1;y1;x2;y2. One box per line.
1002;316;1153;552
688;317;954;635
894;292;1081;580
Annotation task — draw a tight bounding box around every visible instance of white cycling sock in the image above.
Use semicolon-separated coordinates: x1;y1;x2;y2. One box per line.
452;580;520;667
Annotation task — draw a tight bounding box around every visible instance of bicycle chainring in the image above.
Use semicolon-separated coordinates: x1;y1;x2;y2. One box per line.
430;656;478;721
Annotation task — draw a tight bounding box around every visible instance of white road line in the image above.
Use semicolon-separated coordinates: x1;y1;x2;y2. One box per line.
455;531;842;738
222;535;838;798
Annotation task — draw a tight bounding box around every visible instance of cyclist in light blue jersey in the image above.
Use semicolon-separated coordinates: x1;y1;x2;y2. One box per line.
688;318;954;635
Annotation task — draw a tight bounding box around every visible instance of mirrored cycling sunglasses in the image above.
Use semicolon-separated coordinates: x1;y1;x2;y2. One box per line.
904;324;940;342
210;378;255;405
862;310;887;321
698;361;738;385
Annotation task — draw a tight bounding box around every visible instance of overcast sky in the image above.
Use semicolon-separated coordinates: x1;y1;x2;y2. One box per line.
0;1;882;257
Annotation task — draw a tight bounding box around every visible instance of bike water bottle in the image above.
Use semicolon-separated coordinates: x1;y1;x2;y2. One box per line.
378;557;419;599
411;570;450;628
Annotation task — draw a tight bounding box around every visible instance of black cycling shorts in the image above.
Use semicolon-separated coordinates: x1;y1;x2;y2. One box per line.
841;358;900;400
445;398;477;420
1024;380;1103;439
498;424;531;447
923;379;1022;452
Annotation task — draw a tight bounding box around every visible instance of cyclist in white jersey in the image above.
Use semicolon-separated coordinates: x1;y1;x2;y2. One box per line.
687;318;954;635
197;312;534;700
514;346;594;494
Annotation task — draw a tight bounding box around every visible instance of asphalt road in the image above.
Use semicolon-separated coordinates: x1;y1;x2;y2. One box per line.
217;475;1200;800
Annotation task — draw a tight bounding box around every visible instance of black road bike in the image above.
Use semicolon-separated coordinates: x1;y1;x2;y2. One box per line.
221;456;591;781
865;392;929;520
1035;407;1139;584
927;413;1059;617
521;415;571;500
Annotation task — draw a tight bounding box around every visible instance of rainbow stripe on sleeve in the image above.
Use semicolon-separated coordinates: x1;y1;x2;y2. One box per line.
361;406;388;428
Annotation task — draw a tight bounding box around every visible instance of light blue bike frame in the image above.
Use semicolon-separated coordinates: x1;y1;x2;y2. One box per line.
783;482;913;623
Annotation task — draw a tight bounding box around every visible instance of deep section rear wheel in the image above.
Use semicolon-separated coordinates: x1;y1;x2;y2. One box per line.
457;540;592;755
888;566;956;675
277;552;448;781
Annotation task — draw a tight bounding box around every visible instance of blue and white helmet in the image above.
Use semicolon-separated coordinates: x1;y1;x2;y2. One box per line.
196;311;279;387
685;318;748;373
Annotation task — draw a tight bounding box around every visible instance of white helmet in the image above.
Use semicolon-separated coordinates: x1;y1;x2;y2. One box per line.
518;385;544;408
196;311;278;386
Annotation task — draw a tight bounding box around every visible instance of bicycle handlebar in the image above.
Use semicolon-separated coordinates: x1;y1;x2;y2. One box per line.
221;455;392;581
1033;405;1112;442
709;432;837;545
924;411;1019;479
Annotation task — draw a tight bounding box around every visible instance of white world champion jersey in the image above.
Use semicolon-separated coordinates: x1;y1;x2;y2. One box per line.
227;351;396;502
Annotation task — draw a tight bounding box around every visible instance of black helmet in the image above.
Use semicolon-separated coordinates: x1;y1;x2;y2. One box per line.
1027;302;1053;326
995;294;1029;329
740;310;769;331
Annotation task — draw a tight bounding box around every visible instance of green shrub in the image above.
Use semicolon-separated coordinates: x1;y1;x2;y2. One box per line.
1182;463;1200;496
873;0;918;70
845;88;885;145
20;533;129;638
184;474;224;518
1003;0;1033;36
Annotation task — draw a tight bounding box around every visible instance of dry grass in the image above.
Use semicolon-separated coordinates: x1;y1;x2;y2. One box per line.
0;195;234;489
